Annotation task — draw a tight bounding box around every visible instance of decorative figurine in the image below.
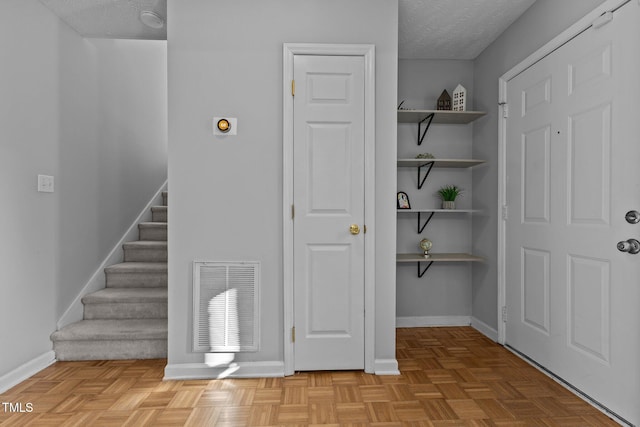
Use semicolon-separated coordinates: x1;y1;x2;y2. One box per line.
438;185;463;210
397;191;411;209
420;238;433;258
437;90;452;110
452;84;467;111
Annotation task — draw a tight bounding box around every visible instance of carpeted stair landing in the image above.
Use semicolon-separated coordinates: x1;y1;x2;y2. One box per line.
51;191;168;361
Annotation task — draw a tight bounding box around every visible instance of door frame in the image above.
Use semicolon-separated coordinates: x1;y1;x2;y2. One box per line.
497;0;630;344
282;43;376;375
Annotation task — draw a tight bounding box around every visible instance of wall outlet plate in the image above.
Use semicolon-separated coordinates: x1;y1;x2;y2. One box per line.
213;117;237;136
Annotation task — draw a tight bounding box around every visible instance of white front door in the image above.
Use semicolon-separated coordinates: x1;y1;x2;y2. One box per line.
292;54;366;371
504;2;640;423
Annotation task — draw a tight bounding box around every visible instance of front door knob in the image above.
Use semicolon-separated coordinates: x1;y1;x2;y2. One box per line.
617;238;640;254
350;224;360;235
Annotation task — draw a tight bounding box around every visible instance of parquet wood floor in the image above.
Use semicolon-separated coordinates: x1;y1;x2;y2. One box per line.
0;327;618;426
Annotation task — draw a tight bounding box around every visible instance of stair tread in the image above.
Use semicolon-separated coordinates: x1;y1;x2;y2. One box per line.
105;262;167;274
83;288;167;303
139;222;167;228
151;206;167;211
123;241;167;248
52;319;167;341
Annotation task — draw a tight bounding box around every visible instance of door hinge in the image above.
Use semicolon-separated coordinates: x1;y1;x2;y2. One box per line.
501;103;509;118
291;80;295;97
502;306;507;322
291;204;295;220
502;205;509;221
291;326;296;343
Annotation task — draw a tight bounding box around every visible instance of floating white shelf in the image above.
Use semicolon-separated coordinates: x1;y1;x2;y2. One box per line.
397;253;485;277
397;109;486;124
397;209;479;214
397;253;485;263
398;159;486;190
397;159;486;168
397;209;480;233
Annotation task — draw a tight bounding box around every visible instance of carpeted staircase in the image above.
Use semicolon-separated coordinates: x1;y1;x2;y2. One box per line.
51;192;168;360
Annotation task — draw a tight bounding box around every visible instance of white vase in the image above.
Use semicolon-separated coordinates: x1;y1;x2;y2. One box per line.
442;200;455;210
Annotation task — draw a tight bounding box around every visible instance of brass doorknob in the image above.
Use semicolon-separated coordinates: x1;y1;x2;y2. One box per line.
350;224;360;235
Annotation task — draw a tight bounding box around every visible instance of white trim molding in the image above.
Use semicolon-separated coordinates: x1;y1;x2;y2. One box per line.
497;0;630;344
396;316;471;328
164;361;284;380
56;180;168;329
374;359;400;376
282;43;376;376
471;317;499;342
0;351;55;394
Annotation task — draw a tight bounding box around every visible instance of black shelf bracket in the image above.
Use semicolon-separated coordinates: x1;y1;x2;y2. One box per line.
418;260;434;278
417;113;435;146
417;161;435;189
417;211;435;234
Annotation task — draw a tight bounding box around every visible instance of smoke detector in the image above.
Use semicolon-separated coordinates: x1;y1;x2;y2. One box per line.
140;11;165;29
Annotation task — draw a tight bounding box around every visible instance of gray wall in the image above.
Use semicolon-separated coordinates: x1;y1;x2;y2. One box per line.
471;0;608;331
167;0;398;368
58;38;168;318
0;0;167;379
397;59;477;321
0;0;61;378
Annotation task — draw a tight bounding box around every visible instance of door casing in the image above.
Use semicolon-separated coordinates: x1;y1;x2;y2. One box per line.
497;0;630;345
283;43;376;376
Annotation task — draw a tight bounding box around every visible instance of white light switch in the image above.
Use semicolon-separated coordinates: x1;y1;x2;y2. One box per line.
38;175;54;193
213;117;237;136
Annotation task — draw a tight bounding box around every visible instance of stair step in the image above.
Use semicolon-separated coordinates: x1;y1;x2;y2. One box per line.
51;190;170;361
51;319;167;360
123;241;167;262
139;222;167;241
151;206;167;222
105;262;167;288
82;288;167;319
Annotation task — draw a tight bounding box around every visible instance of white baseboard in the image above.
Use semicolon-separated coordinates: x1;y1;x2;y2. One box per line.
57;180;168;329
0;351;55;394
396;315;471;328
374;359;400;375
471;317;499;342
164;359;400;379
164;361;285;380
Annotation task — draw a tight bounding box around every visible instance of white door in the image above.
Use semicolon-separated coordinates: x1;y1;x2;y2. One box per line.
293;54;365;370
505;2;640;423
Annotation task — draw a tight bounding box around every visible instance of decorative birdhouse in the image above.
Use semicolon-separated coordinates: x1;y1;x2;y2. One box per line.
452;84;467;111
436;90;452;110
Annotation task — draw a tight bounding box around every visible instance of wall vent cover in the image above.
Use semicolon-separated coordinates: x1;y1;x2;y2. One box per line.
193;261;260;352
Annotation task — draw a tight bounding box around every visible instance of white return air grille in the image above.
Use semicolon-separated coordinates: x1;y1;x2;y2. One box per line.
193;261;260;352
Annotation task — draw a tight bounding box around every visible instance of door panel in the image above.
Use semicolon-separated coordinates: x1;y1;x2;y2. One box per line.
293;54;365;371
307;244;352;335
307;123;352;213
522;126;550;224
522;248;550;335
568;104;610;225
505;2;640;423
567;255;610;362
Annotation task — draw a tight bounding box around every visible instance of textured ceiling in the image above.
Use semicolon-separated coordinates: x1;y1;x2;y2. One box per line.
39;0;536;59
399;0;537;59
39;0;167;40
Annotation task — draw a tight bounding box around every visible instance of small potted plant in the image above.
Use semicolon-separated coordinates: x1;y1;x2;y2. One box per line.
437;185;462;210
